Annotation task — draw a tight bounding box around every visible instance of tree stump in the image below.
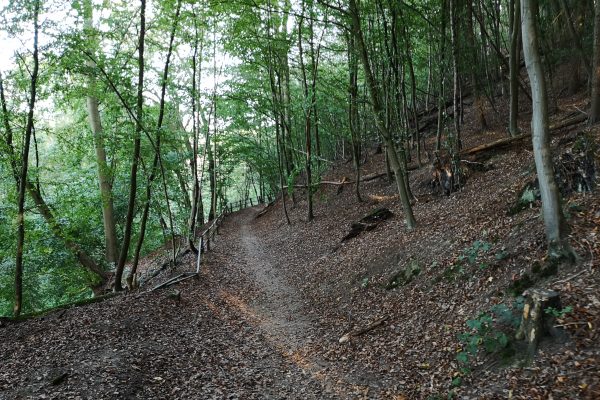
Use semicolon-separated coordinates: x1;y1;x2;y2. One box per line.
515;289;562;356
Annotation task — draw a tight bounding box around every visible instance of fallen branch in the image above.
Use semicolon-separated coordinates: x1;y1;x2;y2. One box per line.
255;200;275;219
3;291;120;322
151;272;197;292
339;315;390;343
460;113;588;158
139;248;192;287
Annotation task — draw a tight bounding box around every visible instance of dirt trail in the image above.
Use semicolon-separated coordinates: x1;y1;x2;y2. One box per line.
216;208;371;398
238;212;314;351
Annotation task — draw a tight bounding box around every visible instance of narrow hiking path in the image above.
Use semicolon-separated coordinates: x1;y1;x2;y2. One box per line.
211;207;379;399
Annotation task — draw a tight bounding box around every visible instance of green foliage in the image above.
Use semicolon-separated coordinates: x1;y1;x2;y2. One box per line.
439;240;494;282
456;300;524;368
545;306;573;319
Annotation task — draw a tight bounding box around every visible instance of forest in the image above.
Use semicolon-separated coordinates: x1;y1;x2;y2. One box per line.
0;0;599;398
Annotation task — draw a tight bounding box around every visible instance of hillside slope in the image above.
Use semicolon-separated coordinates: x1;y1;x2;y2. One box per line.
1;93;599;399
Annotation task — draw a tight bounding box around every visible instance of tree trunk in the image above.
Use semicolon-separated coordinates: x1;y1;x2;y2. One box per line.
128;0;182;285
436;0;448;151
521;0;574;260
347;32;362;202
349;0;416;230
298;3;314;221
114;0;146;291
14;0;40;316
449;0;461;150
188;14;203;252
466;0;487;130
589;0;600;124
509;0;521;136
83;0;119;266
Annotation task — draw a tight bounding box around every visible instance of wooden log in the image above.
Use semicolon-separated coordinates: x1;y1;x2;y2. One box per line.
341;208;394;241
461;114;588;157
461;133;530;156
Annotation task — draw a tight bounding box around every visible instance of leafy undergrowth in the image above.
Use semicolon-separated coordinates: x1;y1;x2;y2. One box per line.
1;91;599;399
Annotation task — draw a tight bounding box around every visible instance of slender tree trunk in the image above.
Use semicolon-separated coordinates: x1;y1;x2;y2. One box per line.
83;0;119;266
208;27;218;221
450;0;461;151
347;33;362;202
13;0;40;316
349;0;416;230
436;0;448;151
466;0;487;130
426;34;433;112
128;0;181;287
188;15;203;252
309;10;322;171
274;110;291;225
115;0;146;292
589;0;600;124
298;5;314;221
509;0;521;136
521;0;574;260
405;30;422;165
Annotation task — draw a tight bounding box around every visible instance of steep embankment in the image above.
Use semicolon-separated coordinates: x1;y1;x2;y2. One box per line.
247;93;600;398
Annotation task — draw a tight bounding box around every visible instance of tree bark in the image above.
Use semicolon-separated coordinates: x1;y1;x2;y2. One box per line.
521;0;574;260
188;15;203;252
298;2;314;221
127;0;181;288
589;0;600;124
436;0;448;151
347;32;362;202
114;0;146;291
83;0;119;266
449;0;461;150
13;0;40;316
509;0;521;136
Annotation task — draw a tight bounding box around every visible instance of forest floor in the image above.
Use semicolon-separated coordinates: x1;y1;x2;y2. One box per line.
1;88;600;399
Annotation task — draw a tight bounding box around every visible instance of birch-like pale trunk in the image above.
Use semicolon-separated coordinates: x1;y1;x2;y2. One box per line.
83;0;119;266
521;0;574;260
